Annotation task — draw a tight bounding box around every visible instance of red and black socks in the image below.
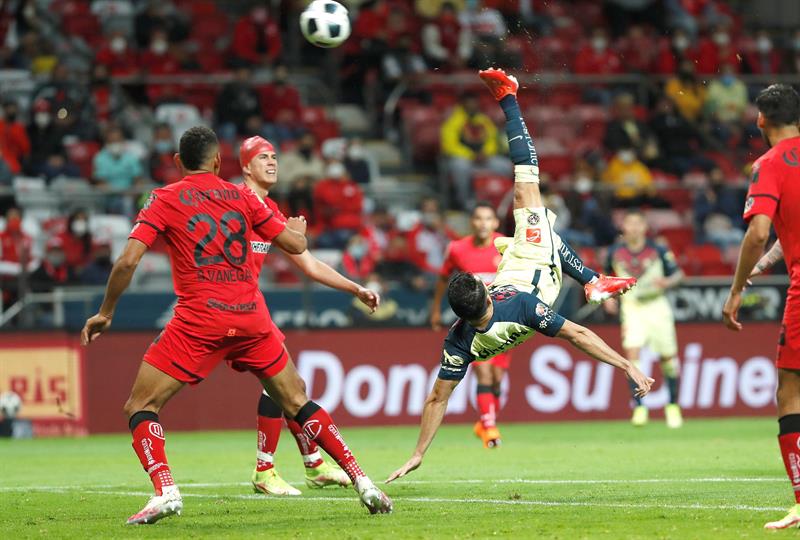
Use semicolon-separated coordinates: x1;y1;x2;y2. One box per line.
492;387;502;420
476;384;496;429
294;401;364;481
256;392;283;472
286;418;324;468
129;410;174;496
778;414;800;504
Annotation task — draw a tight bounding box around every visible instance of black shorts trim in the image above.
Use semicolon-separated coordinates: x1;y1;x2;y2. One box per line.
136;220;165;233
750;193;779;203
262;348;287;371
171;361;204;382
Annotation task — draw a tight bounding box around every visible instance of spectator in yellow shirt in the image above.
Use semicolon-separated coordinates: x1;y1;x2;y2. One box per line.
602;147;657;206
440;91;511;208
664;60;706;122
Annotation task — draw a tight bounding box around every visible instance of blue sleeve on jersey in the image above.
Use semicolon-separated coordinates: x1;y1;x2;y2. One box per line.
521;294;566;338
437;325;473;381
655;243;680;277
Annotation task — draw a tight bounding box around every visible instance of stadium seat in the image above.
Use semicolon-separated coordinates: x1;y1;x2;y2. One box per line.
659;188;693;213
64;140;100;179
643;209;684;231
13;177;56;214
154;104;204;146
50;177;99;211
658;227;694;254
90;214;133;257
473;174;513;208
680;244;729;276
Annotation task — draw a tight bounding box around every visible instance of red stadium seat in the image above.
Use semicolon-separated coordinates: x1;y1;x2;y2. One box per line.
578;247;600;271
191;15;230;41
473;174;512;207
61;13;102;48
681;244;727;276
658;227;694;254
659;188;693;212
302;106;328;125
539;155;573;178
65;140;100;179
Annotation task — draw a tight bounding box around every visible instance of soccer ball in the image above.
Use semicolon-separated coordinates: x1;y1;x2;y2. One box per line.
0;391;21;419
299;0;351;48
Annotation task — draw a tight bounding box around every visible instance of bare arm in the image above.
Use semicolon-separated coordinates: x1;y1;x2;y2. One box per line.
751;239;782;278
557;320;654;397
430;274;449;330
386;377;459;483
283;249;379;312
271;217;308;255
80;239;148;345
723;214;772;331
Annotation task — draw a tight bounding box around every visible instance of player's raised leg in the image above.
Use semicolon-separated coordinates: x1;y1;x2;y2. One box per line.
261;352;392;513
122;362;185;525
252;392;301;495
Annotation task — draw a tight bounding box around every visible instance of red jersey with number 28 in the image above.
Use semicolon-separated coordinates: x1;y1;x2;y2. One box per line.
744;136;800;292
440;234;503;284
129;173;286;337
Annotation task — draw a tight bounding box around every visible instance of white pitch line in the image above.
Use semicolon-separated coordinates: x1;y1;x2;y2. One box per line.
25;488;788;513
0;477;787;492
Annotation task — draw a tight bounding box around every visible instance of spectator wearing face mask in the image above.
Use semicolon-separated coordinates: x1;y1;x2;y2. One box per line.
616;25;657;73
231;6;282;67
215;63;262;141
278;133;325;186
340;233;377;280
140;28;181;104
695;27;741;75
0;206;36;307
80;238;114;285
575;28;622;75
149;123;180;184
602;147;657;207
704;63;748;141
95;32;139;77
0;100;30;174
56;209;93;272
406;197;457;274
29;237;75;292
744;30;782;75
25;99;72;179
422;2;473;71
654;28;697;75
259;65;305;147
93;126;144;192
313;162;364;249
604;93;659;163
664;60;706;122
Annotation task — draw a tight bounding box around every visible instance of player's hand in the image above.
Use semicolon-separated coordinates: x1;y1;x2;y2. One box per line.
386;453;422;483
625;365;654;399
356;286;380;313
722;290;743;331
81;313;112;345
430;309;443;330
602;298;619;316
286;216;307;235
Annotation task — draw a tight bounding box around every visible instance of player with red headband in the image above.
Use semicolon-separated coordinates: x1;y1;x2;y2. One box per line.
237;135;381;495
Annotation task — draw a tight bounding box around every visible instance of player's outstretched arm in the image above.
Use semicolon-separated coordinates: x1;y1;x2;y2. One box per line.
283;250;380;312
386;377;459;483
80;238;148;345
723;214;772;331
557;320;654;398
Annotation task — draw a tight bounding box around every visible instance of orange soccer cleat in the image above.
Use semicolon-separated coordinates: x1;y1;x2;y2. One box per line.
584;275;637;304
478;68;519;101
479;426;502;449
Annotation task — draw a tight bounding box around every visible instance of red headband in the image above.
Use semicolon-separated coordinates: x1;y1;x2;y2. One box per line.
239;136;275;168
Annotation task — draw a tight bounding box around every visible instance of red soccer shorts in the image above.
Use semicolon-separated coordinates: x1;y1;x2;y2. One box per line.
777;295;800;370
143;321;288;384
489;351;511;370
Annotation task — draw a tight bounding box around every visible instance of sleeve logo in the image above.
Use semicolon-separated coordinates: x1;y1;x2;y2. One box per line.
143;192;157;209
443;350;465;367
526;228;541;243
744;197;754;213
527;212;540;225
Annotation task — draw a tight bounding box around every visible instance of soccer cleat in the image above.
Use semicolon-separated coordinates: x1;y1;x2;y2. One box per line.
631;405;649;427
473;420;484;439
664;403;684;429
355;477;393;514
126;486;183;525
585;275;637;304
252;468;302;496
478;68;519;101
480;426;502;448
765;505;800;529
305;460;351;488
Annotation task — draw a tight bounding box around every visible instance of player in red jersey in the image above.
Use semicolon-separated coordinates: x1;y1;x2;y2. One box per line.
431;206;636;449
722;84;800;529
237;135;380;495
81;127;392;524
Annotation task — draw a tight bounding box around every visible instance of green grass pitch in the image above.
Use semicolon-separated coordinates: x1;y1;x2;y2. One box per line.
0;418;794;539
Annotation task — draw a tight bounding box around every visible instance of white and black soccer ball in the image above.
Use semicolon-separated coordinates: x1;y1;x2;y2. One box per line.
300;0;351;48
0;391;21;419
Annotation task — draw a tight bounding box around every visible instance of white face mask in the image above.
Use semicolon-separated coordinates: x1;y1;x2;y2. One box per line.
673;35;689;51
757;36;772;53
151;39;168;55
34;112;50;127
591;37;607;52
71;219;88;236
712;32;729;46
618;150;635;164
575;176;593;194
110;36;127;54
107;142;123;156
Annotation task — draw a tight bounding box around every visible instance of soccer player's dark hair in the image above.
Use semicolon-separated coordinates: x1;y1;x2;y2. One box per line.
447;272;488;321
779;414;800;435
128;410;159;431
179;126;219;170
472;201;497;218
756;84;800;127
258;392;283;419
294;400;322;426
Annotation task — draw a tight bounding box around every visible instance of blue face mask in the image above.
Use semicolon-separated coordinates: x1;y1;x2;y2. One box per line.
154;140;173;154
720;74;735;86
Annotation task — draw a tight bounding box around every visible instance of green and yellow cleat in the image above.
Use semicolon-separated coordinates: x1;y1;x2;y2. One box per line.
252;467;301;496
665;403;684;429
631;405;649;427
305;460;351;488
765;504;800;529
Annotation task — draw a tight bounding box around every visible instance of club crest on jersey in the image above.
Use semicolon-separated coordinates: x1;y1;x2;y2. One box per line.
526;228;541;243
527;212;540;225
535;302;550;317
142;191;157;209
744;197;754;213
251;240;272;254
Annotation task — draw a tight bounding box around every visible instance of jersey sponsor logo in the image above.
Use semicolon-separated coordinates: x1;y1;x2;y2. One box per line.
442;350;465;367
526;228;541;244
744;197;755;213
206;298;258;312
527;212;540;225
783;148;800;168
143;191;157;209
179;187;241;207
149;423;165;440
474;328;531;359
251;240;272;254
197;267;253;283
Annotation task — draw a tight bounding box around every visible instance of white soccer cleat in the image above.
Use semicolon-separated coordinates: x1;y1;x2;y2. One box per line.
126;486;183;525
765;505;800;529
664;403;683;429
355;476;393;514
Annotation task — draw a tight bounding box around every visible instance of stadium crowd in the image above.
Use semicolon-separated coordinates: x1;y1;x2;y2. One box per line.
0;0;793;309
